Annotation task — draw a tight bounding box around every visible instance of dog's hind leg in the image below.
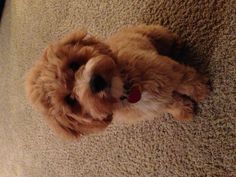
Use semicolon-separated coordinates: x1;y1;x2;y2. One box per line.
125;25;182;57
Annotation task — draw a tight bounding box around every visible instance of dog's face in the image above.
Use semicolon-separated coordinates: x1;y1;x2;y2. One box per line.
26;31;123;139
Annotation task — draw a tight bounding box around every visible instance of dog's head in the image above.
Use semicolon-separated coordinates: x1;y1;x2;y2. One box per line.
25;31;124;139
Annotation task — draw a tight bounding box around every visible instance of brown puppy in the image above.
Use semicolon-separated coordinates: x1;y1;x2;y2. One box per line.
25;25;209;139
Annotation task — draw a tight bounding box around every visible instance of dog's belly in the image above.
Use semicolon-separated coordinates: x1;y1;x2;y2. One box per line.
113;92;163;123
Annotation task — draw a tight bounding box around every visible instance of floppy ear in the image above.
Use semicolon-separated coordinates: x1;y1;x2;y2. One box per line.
45;113;110;139
59;29;88;46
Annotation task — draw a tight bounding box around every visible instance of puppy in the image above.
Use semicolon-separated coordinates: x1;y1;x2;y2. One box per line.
25;25;209;139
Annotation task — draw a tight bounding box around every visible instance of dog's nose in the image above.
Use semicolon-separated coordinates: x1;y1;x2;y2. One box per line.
90;74;107;93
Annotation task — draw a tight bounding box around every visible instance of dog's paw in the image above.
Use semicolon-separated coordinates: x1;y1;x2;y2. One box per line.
168;93;194;121
170;108;193;121
192;82;210;102
175;98;194;121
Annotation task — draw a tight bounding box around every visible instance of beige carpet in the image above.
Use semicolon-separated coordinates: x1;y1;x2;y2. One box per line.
0;0;235;176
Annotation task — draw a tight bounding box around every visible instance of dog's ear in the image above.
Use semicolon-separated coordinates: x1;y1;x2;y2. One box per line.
43;113;109;140
59;30;87;46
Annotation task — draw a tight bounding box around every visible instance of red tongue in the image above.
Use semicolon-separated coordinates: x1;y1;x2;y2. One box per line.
127;86;142;103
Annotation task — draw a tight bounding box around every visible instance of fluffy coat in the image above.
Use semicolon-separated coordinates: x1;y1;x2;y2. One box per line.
25;25;209;139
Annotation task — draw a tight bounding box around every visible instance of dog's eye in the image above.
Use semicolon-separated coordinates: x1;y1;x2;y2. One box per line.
69;61;80;71
64;94;77;107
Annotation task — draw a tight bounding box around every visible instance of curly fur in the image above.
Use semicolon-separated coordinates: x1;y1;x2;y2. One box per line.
25;25;209;139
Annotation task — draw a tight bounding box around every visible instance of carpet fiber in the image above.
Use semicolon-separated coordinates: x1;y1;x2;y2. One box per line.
0;0;235;176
